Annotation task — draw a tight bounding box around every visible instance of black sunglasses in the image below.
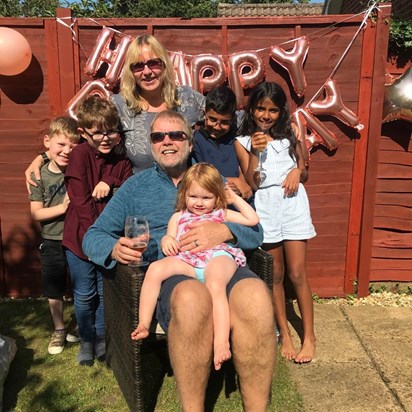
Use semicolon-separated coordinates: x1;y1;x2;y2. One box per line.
130;58;163;73
150;131;187;144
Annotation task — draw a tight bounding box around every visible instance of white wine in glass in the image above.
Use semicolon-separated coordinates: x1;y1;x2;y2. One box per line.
124;216;150;267
254;126;269;172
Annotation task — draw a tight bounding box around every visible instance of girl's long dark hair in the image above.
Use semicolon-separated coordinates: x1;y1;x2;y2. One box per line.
239;82;298;162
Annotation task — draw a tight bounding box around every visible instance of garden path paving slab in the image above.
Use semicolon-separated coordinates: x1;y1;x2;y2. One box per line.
286;303;409;412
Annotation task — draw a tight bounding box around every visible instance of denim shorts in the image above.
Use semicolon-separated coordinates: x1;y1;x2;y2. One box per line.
39;239;67;299
155;265;258;332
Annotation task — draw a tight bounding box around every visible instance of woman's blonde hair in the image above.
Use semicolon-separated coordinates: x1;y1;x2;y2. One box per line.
175;163;227;211
121;35;179;113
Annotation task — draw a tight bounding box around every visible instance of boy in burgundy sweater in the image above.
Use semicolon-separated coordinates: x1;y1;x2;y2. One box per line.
63;96;132;366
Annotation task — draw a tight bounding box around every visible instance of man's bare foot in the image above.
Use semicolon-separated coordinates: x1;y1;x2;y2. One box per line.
280;334;297;361
294;339;316;363
214;343;231;371
131;323;149;340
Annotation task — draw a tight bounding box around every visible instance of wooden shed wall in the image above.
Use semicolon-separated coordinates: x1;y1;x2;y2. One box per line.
0;10;391;297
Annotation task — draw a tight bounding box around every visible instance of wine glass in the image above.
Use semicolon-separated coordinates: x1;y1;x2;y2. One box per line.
124;216;150;267
254;126;269;172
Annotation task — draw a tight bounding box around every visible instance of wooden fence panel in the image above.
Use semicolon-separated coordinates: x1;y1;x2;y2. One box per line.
370;123;412;283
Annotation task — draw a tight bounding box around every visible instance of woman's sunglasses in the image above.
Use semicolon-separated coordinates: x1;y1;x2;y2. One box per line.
130;58;163;73
150;131;187;144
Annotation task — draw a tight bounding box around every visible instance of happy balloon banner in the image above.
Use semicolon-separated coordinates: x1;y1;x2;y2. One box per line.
66;3;388;161
65;25;364;163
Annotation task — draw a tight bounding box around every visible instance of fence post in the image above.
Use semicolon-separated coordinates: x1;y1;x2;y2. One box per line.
355;4;391;297
48;8;78;114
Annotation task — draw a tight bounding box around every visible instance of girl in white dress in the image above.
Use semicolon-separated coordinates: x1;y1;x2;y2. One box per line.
235;82;316;363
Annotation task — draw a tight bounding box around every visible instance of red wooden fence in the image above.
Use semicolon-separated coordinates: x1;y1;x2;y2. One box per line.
1;5;404;298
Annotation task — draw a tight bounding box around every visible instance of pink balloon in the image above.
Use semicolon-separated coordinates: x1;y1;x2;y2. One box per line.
65;80;112;120
84;27;133;89
308;78;363;130
190;54;227;93
0;28;32;76
170;51;192;87
294;108;339;153
228;52;265;108
291;110;311;165
270;37;309;97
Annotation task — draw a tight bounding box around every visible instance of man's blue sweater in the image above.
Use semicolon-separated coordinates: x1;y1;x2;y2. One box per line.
83;163;263;269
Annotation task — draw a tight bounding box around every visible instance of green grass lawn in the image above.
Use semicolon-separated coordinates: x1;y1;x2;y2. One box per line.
1;298;302;411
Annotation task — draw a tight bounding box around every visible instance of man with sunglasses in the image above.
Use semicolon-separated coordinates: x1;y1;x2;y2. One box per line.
83;110;275;412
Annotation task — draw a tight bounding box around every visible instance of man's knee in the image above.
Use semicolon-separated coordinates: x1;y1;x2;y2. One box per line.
170;280;212;326
229;278;273;322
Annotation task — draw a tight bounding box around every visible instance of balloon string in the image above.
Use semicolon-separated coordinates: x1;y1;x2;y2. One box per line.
306;1;379;106
56;17;76;40
56;17;88;57
87;18;123;34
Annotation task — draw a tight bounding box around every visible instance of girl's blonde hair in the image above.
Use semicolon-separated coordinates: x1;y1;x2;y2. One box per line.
175;163;227;211
121;35;179;113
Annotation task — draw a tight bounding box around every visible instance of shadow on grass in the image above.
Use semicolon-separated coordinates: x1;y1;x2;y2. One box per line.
1;300;47;411
2;335;33;411
205;360;238;411
130;339;240;411
1;300;97;412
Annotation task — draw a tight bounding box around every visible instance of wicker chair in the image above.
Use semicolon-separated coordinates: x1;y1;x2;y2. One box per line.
103;247;273;412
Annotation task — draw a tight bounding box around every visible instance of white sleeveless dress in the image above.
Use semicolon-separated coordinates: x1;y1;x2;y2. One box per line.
237;136;316;243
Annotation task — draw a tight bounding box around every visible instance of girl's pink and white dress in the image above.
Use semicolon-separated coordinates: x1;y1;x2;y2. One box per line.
176;209;246;267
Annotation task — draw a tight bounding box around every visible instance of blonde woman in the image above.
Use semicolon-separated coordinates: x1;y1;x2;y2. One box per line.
112;34;205;173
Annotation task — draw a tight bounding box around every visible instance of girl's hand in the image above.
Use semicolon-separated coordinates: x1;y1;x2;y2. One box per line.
250;131;268;153
226;180;241;196
92;181;110;201
228;179;252;199
282;168;302;196
225;183;239;205
161;234;180;256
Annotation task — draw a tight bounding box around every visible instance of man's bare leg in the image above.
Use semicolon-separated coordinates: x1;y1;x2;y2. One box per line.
168;280;213;412
230;278;276;412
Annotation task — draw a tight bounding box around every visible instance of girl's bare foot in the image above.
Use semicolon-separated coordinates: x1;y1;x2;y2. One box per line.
131;323;149;340
295;338;316;363
214;343;231;370
280;333;297;361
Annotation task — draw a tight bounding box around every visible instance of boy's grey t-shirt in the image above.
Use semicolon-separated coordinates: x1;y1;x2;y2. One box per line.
29;165;66;240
